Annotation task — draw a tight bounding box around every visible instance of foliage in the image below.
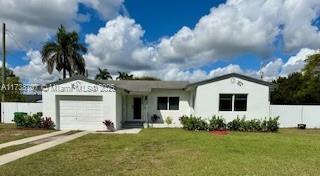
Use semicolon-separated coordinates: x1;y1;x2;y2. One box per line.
179;115;207;131
116;72;134;80
266;116;280;132
13;112;28;127
102;120;114;131
165;116;173;125
208;115;226;131
13;112;55;129
151;114;160;123
271;53;320;104
41;117;56;129
41;25;87;79
95;68;112;80
227;116;241;131
303;53;320;77
180;115;280;132
0;67;24;102
133;76;160;80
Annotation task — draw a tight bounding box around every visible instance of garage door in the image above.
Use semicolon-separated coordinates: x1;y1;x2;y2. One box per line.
59;97;103;130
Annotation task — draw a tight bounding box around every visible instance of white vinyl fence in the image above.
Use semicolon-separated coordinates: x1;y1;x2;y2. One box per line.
1;102;43;123
270;105;320;128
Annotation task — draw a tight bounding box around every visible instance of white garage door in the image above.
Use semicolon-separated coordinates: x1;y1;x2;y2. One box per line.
59;97;103;130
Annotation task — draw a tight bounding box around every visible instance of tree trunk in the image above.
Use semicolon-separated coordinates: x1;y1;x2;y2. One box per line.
63;53;67;79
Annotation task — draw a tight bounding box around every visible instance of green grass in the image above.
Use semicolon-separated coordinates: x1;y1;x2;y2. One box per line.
1;128;320;176
0;123;54;144
0;143;35;155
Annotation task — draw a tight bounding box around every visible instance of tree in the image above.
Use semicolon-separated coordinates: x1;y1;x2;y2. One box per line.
95;68;112;80
0;68;24;102
41;25;87;79
133;76;160;80
271;53;320;104
116;72;133;80
303;53;320;77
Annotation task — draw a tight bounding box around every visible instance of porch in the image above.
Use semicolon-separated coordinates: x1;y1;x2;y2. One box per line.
121;94;149;129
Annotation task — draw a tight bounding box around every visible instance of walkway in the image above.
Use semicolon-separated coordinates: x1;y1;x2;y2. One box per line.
0;130;68;149
0;131;88;166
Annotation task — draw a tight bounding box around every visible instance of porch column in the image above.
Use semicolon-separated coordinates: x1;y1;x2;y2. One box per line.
144;95;149;126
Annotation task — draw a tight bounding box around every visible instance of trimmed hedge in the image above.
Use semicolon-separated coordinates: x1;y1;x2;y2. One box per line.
180;115;280;132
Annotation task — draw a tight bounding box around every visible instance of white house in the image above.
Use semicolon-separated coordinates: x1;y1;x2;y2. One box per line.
42;73;275;131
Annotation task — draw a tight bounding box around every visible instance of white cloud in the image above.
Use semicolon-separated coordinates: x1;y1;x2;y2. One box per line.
281;48;319;76
84;16;158;76
130;48;320;82
7;0;320;84
78;0;127;20
0;0;80;51
156;0;320;66
0;0;126;51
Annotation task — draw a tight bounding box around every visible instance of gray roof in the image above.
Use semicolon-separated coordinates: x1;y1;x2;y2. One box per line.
188;73;275;88
100;80;189;92
45;76;189;93
44;73;274;93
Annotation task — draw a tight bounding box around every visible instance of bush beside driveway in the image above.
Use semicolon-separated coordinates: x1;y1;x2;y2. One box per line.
1;128;320;176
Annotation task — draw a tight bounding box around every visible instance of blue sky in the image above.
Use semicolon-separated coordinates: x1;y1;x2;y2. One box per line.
1;0;320;83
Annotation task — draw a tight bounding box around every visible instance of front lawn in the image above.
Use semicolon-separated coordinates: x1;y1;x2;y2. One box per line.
0;123;54;144
1;128;320;176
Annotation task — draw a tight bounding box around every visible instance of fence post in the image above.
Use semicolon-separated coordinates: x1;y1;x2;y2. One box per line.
300;105;304;124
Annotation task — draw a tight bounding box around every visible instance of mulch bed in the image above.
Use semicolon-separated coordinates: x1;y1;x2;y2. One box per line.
209;130;230;135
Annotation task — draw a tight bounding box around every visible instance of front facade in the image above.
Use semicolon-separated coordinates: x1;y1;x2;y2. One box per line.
42;73;274;131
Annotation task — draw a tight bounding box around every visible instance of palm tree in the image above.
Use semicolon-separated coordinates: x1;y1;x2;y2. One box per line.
95;68;112;80
116;72;133;80
41;25;87;79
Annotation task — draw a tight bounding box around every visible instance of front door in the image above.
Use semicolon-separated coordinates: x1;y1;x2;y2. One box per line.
133;97;142;120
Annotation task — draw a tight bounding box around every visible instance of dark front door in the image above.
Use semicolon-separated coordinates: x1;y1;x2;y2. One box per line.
133;97;142;119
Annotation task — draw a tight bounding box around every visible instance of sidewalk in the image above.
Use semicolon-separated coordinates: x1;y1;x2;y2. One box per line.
0;131;88;166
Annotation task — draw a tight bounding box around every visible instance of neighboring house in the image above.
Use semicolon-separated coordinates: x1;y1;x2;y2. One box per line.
42;73;274;131
23;94;42;103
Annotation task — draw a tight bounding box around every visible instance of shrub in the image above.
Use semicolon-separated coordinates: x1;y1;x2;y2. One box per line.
227;116;241;131
102;120;115;131
180;115;280;133
13;112;55;129
13;112;28;127
248;119;262;132
266;116;280;132
151;114;160;123
179;115;207;131
165;116;172;126
208;115;226;131
41;117;55;129
28;113;42;128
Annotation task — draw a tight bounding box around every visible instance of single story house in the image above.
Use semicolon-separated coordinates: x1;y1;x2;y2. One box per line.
42;73;274;131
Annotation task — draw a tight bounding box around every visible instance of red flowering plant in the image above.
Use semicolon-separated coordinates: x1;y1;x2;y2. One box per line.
102;120;115;131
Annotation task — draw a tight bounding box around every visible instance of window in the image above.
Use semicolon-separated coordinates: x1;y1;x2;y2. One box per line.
157;97;180;110
169;97;179;110
219;94;233;111
157;97;168;110
234;94;247;111
219;94;248;111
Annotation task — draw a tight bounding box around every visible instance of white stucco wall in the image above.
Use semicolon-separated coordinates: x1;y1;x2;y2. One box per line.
193;77;270;122
147;89;191;126
42;80;117;131
1;102;42;123
270;105;320;128
116;92;122;129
